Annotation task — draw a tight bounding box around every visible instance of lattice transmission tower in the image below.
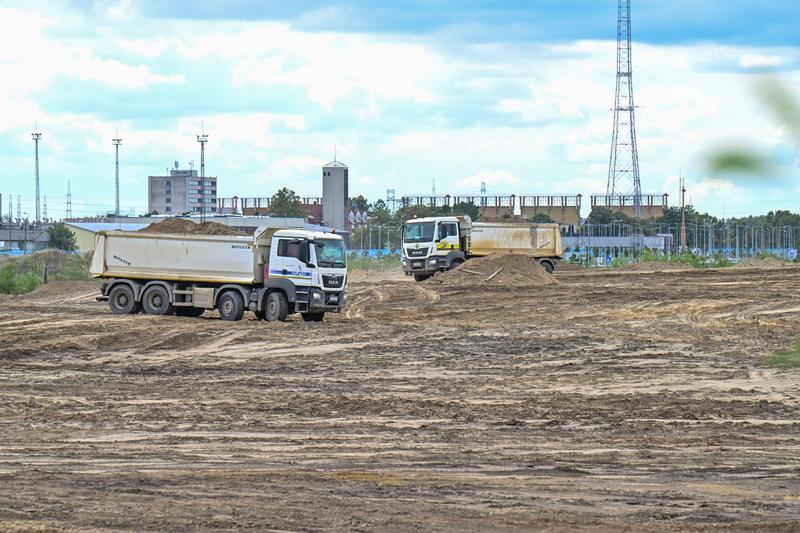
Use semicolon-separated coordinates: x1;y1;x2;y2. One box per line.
607;0;642;218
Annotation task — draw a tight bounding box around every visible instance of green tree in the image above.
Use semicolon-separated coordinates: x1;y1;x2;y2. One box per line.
368;199;391;224
141;209;159;217
47;223;77;251
268;188;305;217
528;213;555;223
451;201;480;221
350;195;369;213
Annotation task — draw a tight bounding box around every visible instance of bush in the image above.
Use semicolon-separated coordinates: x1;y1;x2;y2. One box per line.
347;252;400;272
0;249;91;294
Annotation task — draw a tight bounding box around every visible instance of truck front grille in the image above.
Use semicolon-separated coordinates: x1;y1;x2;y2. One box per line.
407;247;428;257
322;274;345;288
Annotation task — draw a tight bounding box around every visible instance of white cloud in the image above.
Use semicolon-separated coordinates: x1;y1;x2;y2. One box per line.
456;170;520;190
740;53;782;69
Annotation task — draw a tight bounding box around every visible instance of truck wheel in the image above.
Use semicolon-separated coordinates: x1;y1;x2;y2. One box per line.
265;292;289;322
253;310;266;321
108;284;139;315
413;274;430;282
142;285;174;315
301;312;325;322
539;260;555;274
175;307;205;318
218;291;245;321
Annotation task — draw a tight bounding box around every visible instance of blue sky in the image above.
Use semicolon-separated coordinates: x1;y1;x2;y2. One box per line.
0;0;798;218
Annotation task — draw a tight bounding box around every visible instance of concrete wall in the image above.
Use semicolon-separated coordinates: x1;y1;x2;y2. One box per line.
322;163;348;230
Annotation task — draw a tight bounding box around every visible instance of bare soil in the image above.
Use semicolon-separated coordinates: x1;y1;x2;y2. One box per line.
140;218;246;236
1;266;799;531
430;253;558;286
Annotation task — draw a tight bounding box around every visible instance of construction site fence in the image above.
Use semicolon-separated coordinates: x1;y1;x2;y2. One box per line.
345;222;800;264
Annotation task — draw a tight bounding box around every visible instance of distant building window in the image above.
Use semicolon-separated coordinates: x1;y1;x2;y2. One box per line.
165;207;171;213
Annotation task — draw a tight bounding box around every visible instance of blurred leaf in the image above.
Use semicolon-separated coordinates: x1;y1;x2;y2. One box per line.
707;148;772;176
754;76;800;141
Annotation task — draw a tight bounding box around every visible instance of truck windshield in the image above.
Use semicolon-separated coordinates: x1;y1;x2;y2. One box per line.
315;239;346;268
404;222;435;243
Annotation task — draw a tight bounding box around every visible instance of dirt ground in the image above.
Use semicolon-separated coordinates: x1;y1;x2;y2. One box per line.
1;266;799;531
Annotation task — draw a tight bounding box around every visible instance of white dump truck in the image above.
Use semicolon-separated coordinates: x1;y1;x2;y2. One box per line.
90;227;347;322
401;216;563;281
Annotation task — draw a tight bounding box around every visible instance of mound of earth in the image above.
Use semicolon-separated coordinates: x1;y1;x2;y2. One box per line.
733;256;794;269
624;261;693;272
430;253;558;286
140;218;246;236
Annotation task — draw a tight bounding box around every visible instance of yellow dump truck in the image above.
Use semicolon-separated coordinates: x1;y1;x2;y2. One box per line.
401;216;563;281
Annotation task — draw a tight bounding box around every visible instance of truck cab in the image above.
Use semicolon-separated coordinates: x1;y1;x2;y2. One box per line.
401;216;469;281
265;229;348;319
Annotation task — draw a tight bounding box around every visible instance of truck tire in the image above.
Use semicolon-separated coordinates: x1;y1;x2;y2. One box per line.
218;291;245;321
142;285;174;316
539;260;555;274
301;312;325;322
175;307;205;318
265;291;289;322
413;274;431;282
108;284;139;315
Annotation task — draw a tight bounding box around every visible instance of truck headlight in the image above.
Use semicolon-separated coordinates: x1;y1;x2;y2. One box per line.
428;258;437;265
312;291;323;301
402;259;407;266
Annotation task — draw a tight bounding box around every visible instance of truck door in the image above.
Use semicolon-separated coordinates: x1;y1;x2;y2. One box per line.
270;238;312;287
436;222;460;252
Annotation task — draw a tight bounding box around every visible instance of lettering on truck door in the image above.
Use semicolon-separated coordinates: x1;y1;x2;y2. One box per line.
272;238;312;286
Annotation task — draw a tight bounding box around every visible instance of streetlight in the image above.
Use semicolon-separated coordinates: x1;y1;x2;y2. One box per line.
22;213;29;255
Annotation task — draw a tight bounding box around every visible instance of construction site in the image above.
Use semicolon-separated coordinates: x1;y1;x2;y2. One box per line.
1;0;799;531
1;260;799;531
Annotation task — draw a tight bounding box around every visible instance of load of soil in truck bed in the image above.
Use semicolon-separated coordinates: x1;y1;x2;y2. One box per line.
429;253;559;286
139;218;246;236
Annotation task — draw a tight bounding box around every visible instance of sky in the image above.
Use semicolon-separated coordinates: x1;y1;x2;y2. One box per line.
0;0;798;219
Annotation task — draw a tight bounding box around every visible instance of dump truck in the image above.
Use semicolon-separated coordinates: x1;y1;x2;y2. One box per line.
401;216;562;281
90;227;347;322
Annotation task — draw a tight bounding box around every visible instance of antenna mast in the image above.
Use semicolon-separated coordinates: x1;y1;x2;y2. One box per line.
43;195;47;221
607;0;642;218
32;129;42;222
113;137;122;216
66;181;73;219
680;173;687;253
197;129;208;222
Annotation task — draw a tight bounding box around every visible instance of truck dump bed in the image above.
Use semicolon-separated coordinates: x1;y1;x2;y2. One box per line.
469;222;562;258
90;230;267;284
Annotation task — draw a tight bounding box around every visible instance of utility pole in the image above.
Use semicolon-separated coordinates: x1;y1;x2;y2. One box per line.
113;137;122;216
197;130;208;222
607;0;643;218
17;195;21;221
680;173;686;253
43;195;47;221
32;130;42;222
66;181;72;219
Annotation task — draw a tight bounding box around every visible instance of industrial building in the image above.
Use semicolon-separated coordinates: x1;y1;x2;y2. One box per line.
322;160;349;230
148;163;217;215
590;194;668;219
0;225;51;255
